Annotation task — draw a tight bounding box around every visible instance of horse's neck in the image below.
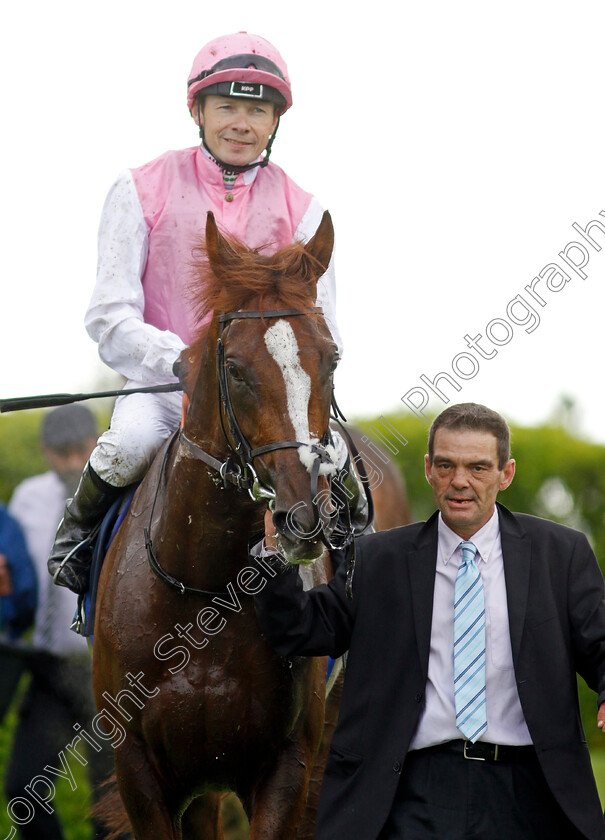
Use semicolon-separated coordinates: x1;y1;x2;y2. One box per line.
151;320;261;585
183;318;228;465
153;422;262;588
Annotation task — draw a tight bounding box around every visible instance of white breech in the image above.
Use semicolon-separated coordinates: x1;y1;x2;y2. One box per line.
89;383;182;487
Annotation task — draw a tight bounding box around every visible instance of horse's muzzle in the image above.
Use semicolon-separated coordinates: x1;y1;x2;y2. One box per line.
273;495;337;564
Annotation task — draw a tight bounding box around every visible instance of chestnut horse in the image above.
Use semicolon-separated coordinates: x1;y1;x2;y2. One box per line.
93;210;412;839
93;210;348;840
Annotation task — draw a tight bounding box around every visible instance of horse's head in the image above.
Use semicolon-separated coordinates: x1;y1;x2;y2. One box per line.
181;211;340;563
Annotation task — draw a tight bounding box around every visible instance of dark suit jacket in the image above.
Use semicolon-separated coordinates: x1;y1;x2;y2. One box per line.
254;504;605;840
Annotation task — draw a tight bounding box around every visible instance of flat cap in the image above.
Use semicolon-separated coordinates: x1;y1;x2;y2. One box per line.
41;404;98;449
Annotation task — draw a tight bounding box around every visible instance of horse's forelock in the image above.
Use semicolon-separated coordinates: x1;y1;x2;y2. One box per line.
190;234;322;334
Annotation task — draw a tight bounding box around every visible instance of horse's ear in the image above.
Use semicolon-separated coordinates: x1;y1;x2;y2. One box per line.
304;211;334;277
205;212;220;263
205;211;239;276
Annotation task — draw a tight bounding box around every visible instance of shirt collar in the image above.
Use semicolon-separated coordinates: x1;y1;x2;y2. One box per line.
437;507;500;566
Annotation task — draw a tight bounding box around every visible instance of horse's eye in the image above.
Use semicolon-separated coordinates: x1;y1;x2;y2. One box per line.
330;356;340;374
226;362;244;382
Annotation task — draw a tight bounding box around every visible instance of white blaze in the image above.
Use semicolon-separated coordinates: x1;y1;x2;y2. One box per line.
264;319;337;475
264;320;311;442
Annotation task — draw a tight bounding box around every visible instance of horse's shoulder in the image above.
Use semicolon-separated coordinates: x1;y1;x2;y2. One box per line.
128;434;176;517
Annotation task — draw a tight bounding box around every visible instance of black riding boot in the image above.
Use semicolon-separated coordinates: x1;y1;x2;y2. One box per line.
48;462;121;594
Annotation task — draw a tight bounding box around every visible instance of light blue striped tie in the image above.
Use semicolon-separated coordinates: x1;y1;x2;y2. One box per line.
454;540;487;743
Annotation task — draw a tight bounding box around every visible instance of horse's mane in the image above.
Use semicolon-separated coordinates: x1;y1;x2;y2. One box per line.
190;232;323;334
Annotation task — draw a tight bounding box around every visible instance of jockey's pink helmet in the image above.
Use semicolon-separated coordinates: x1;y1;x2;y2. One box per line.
187;32;292;114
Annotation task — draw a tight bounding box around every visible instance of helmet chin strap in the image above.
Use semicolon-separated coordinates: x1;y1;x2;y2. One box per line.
197;99;280;174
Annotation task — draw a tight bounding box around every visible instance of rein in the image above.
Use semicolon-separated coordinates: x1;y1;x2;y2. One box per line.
143;432;244;597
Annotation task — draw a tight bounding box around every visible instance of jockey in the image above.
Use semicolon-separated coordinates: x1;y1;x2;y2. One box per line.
48;32;366;596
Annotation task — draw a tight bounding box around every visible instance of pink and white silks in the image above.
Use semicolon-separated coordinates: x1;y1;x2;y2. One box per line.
85;147;342;487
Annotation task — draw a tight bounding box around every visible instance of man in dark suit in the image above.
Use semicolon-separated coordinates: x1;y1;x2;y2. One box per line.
254;403;605;840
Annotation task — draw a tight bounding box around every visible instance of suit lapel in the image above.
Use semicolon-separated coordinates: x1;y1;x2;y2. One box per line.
407;512;439;673
403;506;530;670
498;503;531;664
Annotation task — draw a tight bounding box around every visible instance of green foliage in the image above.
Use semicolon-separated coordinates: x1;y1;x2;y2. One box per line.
592;749;605;808
0;412;48;503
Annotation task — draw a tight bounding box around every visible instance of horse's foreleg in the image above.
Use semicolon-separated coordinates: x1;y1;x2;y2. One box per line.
113;735;179;840
247;739;314;840
180;793;224;840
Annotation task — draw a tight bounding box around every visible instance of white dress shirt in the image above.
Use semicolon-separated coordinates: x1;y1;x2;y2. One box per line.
410;507;532;749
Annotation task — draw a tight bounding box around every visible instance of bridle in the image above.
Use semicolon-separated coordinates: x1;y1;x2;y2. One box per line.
185;306;343;522
145;306;373;597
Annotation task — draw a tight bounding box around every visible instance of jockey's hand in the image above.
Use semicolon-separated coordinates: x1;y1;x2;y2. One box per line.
0;553;13;596
173;356;185;389
598;702;605;733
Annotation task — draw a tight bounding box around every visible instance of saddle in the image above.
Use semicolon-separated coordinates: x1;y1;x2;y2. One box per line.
72;487;136;638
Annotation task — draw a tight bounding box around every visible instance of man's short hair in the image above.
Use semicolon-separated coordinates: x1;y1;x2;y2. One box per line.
427;403;511;469
41;405;98;453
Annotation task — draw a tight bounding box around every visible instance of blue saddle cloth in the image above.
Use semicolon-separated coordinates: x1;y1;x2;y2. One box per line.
76;488;136;639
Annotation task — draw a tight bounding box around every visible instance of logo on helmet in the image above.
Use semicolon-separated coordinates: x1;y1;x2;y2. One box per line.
230;82;264;99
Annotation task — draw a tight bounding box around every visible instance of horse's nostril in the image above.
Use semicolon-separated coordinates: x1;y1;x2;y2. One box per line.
274;504;319;541
273;511;288;534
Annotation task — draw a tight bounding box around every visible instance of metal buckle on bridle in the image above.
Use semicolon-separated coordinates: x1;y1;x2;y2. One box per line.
219;457;250;491
246;462;277;504
308;440;332;463
218;459;232;487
